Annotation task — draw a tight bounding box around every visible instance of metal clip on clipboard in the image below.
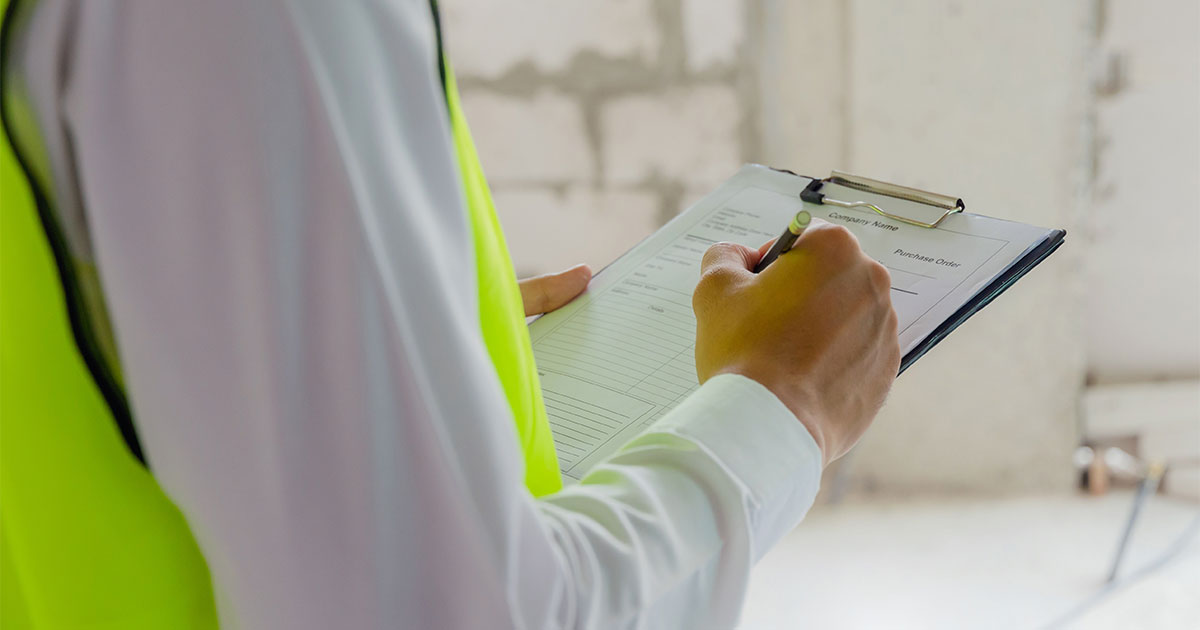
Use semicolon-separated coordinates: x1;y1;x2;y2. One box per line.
800;170;966;229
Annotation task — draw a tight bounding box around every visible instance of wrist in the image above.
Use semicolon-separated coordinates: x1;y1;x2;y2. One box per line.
712;366;831;467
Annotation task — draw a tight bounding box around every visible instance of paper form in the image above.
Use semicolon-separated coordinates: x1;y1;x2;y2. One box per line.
529;165;1054;481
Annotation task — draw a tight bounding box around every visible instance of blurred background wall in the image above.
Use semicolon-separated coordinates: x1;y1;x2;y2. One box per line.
441;0;756;276
442;0;1199;497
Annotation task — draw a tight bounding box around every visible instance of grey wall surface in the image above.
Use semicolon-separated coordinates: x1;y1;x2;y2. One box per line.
443;0;1197;494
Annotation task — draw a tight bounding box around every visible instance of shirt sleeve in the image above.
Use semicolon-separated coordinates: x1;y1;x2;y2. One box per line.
35;1;823;628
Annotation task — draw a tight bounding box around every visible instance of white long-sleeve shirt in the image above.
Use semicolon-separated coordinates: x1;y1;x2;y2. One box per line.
11;1;823;628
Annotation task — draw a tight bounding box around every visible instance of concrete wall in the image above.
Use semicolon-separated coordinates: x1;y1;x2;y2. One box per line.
1078;0;1200;501
1085;0;1200;383
442;0;1196;494
441;0;756;277
762;0;1091;493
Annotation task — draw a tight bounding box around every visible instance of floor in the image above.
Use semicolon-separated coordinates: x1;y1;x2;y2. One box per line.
740;491;1200;629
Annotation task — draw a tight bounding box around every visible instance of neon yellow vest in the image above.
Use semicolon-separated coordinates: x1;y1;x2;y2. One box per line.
0;2;560;625
445;69;563;497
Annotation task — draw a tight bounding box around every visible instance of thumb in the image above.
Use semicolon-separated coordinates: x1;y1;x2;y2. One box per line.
519;264;592;317
700;242;760;279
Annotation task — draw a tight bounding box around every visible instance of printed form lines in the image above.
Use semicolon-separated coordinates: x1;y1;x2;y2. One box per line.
544;390;633;469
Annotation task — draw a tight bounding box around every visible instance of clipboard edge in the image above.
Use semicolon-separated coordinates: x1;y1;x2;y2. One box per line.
898;229;1068;375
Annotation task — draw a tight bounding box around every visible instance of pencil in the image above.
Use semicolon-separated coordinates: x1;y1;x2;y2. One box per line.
753;210;812;273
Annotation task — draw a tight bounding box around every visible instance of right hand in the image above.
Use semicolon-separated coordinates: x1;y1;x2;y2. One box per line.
692;220;900;466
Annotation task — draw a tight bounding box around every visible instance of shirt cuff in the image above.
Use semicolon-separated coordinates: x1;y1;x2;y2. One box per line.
644;373;824;559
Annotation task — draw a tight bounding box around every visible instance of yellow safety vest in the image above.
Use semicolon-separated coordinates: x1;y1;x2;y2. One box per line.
0;0;560;625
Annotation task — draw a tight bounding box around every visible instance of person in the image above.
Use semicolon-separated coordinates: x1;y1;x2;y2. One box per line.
1;1;899;628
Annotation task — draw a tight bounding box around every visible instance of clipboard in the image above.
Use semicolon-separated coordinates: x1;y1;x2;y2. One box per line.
529;164;1067;478
776;168;1067;374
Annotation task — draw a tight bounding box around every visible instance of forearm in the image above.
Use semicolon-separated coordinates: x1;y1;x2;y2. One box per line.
536;374;822;628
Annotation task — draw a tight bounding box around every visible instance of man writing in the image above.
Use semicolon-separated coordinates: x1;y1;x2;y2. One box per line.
2;1;898;627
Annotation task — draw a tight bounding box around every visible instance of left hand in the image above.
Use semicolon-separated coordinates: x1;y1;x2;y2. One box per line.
519;264;592;317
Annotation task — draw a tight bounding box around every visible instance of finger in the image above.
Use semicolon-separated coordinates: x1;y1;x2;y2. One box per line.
795;218;858;249
757;239;775;259
788;219;861;265
700;242;760;279
519;264;592;316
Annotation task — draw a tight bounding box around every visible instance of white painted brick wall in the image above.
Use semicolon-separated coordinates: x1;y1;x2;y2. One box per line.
681;0;744;71
492;187;660;276
441;0;659;78
442;0;1151;494
446;0;752;276
602;85;742;188
460;90;594;183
